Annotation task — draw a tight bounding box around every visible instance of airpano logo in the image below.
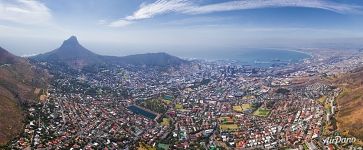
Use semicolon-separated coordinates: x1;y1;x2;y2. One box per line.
323;136;356;145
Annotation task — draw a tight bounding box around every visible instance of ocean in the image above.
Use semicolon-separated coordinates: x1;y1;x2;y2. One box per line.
185;48;311;67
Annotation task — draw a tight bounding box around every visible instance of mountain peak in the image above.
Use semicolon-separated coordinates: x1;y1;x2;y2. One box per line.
32;36;101;68
68;35;78;41
61;36;80;47
55;36;97;57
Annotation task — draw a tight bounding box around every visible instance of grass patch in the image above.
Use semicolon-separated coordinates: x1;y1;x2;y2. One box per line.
157;143;170;150
324;102;331;113
138;142;156;150
219;116;234;124
163;100;172;105
242;104;252;110
232;106;243;112
303;143;308;150
139;99;167;114
220;124;239;131
175;103;183;109
161;118;170;126
317;96;327;104
253;107;271;117
243;95;255;99
233;104;252;112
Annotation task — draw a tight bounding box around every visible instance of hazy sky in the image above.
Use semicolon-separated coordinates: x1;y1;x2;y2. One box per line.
1;0;363;57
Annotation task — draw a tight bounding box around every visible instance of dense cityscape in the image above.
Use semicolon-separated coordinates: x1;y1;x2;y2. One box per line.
6;47;363;150
2;0;363;150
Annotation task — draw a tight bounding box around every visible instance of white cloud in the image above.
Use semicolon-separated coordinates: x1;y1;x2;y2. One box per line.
184;0;361;14
21;53;39;57
109;0;361;27
97;19;107;25
108;0;193;27
125;0;193;20
0;0;52;24
108;19;133;27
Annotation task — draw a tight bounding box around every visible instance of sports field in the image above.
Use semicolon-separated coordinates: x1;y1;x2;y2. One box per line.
233;104;252;112
253;107;270;117
233;106;243;112
242;104;252;110
220;124;239;131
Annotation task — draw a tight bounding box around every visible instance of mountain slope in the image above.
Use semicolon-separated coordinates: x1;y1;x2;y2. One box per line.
334;67;363;143
0;47;22;64
33;36;188;68
0;47;48;145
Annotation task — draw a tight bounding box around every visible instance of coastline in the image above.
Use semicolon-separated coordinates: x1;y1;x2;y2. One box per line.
184;48;313;64
259;47;314;58
282;49;314;58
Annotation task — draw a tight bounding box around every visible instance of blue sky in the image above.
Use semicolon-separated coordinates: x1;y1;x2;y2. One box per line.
1;0;363;57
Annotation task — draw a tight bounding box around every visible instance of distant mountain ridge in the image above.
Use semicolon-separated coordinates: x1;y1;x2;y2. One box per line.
107;52;187;66
33;36;188;68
